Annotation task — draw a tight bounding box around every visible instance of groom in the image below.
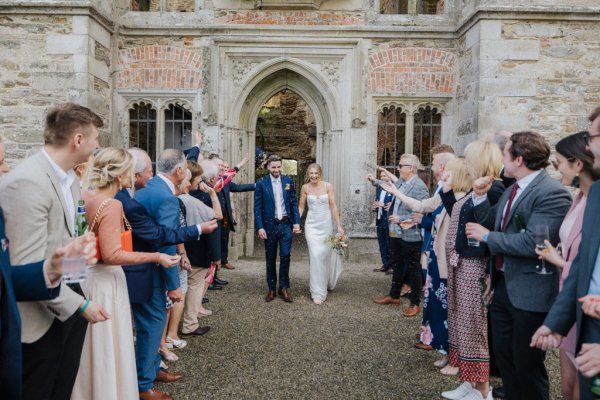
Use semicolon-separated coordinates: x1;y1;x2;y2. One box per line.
254;155;301;303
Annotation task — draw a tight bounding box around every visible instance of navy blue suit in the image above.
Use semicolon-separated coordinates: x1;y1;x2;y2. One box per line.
254;175;300;290
0;210;60;399
129;177;186;392
374;187;394;270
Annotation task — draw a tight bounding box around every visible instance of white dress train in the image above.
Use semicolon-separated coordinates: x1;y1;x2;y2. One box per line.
305;194;344;302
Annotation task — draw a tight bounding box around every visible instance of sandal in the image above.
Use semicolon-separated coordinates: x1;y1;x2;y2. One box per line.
434;357;449;368
440;365;459;376
159;347;179;362
166;336;188;349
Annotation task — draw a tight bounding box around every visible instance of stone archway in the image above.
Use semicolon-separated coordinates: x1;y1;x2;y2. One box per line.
225;59;341;257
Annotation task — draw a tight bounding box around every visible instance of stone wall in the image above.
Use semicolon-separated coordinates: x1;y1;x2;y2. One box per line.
0;13;112;161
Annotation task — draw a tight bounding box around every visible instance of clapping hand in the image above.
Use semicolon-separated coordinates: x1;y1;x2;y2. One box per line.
200;219;218;234
579;295;600;319
372;200;384;210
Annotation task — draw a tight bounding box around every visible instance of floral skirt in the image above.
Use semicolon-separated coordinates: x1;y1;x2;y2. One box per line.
419;249;448;354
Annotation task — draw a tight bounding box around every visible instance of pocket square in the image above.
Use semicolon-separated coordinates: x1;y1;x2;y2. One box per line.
1;238;9;252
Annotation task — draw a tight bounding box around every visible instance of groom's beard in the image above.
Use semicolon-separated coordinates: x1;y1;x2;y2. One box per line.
270;172;281;179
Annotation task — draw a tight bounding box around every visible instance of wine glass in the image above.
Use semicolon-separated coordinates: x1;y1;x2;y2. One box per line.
534;225;553;275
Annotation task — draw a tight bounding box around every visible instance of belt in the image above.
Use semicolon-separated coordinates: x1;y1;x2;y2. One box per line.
274;216;290;223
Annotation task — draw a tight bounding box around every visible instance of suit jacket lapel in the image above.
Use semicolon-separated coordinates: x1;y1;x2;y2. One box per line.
505;171;546;228
39;152;75;236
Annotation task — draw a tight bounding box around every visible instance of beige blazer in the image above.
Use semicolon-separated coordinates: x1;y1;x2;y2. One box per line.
0;151;84;343
400;191;466;280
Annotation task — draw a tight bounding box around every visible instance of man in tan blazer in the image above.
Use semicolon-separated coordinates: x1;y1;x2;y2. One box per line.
0;103;109;400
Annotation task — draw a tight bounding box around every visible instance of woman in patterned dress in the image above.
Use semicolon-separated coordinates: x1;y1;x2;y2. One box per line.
439;141;505;400
381;157;472;368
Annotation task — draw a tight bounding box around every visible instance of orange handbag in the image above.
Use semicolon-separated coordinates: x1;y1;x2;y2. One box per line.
89;199;133;262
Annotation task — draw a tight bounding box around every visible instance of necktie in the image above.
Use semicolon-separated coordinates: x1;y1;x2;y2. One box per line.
495;184;519;271
274;179;283;219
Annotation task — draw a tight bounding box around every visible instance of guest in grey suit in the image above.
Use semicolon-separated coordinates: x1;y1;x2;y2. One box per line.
532;107;600;400
373;154;429;317
0;103;109;400
466;131;572;400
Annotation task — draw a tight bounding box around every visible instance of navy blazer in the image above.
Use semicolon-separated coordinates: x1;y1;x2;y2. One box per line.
116;189;199;303
374;187;394;225
545;181;600;348
0;209;60;399
134;177;181;291
254;175;300;232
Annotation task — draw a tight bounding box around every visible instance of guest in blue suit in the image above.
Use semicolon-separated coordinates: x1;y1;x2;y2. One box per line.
372;170;394;273
130;149;192;399
0;209;96;399
254;155;301;303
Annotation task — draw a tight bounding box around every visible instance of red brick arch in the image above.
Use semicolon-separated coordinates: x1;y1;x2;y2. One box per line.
116;45;202;90
368;48;456;94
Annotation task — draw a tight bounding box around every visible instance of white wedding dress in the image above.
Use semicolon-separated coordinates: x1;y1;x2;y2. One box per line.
305;194;344;303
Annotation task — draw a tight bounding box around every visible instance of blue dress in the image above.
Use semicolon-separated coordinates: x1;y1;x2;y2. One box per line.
418;203;448;354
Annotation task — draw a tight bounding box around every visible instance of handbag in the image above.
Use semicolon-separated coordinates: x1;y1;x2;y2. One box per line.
89;198;133;262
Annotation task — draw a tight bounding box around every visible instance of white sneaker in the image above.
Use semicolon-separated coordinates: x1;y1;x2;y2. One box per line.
441;382;474;400
458;387;493;400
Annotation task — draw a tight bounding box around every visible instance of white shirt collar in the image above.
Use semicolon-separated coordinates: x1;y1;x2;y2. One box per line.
157;174;176;195
41;148;76;188
270;174;281;184
516;169;543;190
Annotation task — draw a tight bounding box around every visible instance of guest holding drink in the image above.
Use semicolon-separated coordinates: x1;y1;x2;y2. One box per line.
72;148;180;400
535;131;599;400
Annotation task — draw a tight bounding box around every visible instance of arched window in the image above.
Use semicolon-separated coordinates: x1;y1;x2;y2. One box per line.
164;103;193;151
129;102;157;163
413;106;442;186
377;105;406;172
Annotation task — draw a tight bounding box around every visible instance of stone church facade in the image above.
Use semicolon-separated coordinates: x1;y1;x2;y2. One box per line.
1;0;599;259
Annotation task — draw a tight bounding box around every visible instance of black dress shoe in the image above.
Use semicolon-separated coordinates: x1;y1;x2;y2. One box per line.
202;297;209;304
492;386;505;399
213;277;228;285
180;326;210;336
208;283;223;290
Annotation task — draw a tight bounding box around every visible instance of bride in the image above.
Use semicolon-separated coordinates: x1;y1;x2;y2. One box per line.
299;163;344;305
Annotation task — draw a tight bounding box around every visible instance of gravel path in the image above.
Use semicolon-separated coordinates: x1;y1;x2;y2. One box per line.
160;258;561;400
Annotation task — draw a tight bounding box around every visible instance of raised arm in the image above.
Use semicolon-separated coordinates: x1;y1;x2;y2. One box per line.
327;183;344;236
377;166;399;183
379;181;441;214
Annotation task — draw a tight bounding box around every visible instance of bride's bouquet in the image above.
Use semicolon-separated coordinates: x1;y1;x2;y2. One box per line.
325;233;349;258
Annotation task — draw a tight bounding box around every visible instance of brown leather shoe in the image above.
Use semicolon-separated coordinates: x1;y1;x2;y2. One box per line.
414;342;433;351
373;266;387;272
373;295;400;305
265;290;276;302
404;304;421;317
154;369;183;383
139;388;173;400
222;263;235;270
278;288;293;303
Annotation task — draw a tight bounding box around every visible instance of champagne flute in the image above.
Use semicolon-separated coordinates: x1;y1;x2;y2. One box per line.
534;225;553;275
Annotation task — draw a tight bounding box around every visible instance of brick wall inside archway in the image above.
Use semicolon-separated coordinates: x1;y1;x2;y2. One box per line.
116;45;203;90
368;47;456;94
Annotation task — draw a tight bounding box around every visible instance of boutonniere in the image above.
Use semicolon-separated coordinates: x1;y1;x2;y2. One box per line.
514;213;526;233
285;183;291;191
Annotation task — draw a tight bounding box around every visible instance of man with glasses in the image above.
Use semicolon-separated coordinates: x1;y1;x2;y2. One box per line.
532;106;600;400
374;154;429;317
